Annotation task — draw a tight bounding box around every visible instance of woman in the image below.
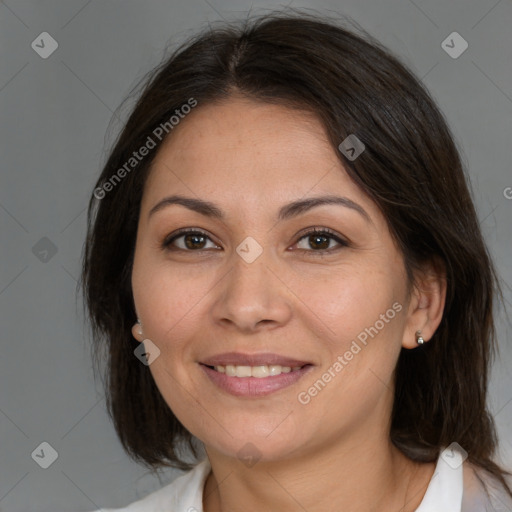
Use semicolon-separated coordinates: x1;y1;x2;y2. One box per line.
81;10;512;511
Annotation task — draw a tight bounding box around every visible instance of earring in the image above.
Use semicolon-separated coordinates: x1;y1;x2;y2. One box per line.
137;319;143;336
416;330;424;345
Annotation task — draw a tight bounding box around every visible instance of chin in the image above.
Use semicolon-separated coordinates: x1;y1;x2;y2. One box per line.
202;421;304;464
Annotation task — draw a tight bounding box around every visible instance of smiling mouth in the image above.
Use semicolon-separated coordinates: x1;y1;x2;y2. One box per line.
202;363;311;378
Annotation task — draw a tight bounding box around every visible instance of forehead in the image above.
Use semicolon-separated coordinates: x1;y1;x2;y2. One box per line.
142;97;373;218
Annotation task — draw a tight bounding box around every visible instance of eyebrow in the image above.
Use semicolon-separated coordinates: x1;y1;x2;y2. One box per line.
148;194;371;223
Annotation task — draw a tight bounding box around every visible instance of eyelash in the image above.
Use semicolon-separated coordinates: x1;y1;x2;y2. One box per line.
161;227;349;257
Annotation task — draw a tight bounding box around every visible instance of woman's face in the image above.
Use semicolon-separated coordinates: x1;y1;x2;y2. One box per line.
131;96;420;462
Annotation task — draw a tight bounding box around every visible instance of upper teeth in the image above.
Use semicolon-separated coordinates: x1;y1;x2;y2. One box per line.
214;365;302;378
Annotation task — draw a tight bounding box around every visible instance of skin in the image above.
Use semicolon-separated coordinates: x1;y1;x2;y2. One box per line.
130;95;447;512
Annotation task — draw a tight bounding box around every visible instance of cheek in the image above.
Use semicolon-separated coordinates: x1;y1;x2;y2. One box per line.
295;266;402;347
132;256;213;339
131;263;207;425
296;269;406;399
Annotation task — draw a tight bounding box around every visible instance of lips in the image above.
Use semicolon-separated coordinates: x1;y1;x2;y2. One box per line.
200;352;311;368
200;363;314;397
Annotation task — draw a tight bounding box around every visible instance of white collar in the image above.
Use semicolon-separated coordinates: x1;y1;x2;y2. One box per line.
415;446;463;511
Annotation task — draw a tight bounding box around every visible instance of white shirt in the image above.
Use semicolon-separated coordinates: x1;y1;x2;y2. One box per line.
94;446;512;511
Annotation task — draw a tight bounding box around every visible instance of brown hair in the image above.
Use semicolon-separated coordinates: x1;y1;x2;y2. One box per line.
80;8;512;497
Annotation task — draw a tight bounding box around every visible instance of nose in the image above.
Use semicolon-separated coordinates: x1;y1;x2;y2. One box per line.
210;249;293;333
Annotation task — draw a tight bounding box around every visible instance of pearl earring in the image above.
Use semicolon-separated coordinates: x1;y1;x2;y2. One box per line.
416;330;424;345
137;319;143;336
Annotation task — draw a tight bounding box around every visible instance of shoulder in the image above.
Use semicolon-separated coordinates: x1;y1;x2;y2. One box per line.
461;461;512;511
92;458;211;512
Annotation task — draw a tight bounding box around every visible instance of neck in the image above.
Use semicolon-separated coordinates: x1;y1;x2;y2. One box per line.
203;429;434;512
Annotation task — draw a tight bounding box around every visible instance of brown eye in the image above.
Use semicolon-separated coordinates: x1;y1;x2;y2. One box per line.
182;233;207;250
303;233;331;250
162;229;220;251
294;228;348;254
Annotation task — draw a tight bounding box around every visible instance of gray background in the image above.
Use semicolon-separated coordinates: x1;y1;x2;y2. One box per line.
1;0;511;511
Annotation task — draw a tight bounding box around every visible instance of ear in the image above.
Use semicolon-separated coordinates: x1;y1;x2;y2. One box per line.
402;258;447;349
131;321;144;342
